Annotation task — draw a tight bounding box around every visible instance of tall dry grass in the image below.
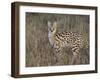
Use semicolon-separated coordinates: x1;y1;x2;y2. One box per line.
26;13;89;67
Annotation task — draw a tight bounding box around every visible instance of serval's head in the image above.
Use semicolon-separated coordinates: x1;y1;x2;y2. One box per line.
47;21;57;35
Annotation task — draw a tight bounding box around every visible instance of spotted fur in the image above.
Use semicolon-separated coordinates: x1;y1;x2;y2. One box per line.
47;21;88;65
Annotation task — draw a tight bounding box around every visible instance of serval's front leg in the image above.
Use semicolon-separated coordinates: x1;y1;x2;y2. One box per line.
70;45;80;65
53;43;63;65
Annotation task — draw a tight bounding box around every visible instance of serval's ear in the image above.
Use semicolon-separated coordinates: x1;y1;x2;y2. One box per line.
53;21;57;28
47;21;51;28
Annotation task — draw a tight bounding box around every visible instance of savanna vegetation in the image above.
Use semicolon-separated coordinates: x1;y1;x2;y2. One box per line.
26;12;89;67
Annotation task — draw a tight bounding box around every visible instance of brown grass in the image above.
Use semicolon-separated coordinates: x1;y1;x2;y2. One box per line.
26;13;89;67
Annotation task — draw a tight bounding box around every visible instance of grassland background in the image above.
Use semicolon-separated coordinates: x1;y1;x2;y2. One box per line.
26;12;89;67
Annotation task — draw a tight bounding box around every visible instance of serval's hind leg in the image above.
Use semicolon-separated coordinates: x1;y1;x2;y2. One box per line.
70;46;80;65
70;52;80;65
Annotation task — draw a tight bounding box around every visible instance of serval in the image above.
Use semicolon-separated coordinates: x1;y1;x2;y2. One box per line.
47;21;88;65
